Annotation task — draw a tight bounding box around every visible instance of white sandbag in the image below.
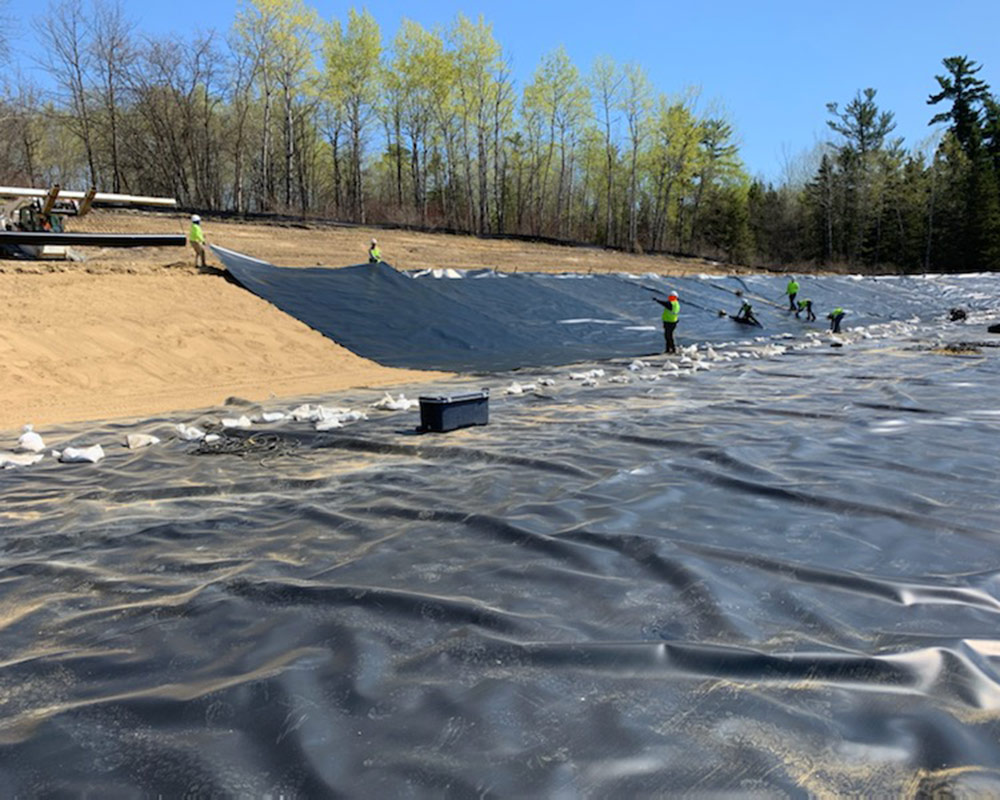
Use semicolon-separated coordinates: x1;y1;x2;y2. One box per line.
256;411;288;423
608;375;631;384
310;406;367;430
0;451;44;468
291;403;342;422
221;415;252;429
17;424;45;453
59;444;105;464
176;423;207;441
628;360;648;372
371;393;419;411
126;433;161;449
290;403;316;421
204;434;221;443
537;378;556;387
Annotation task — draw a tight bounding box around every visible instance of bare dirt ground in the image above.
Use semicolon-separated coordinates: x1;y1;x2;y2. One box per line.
0;210;728;436
1;208;735;273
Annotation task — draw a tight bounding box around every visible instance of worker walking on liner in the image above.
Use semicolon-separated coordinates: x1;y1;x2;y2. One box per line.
828;306;846;333
189;214;207;268
785;276;799;311
654;292;680;354
368;238;382;264
796;298;816;321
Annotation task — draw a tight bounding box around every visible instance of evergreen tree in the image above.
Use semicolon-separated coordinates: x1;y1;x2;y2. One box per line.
928;56;990;156
803;153;836;264
928;56;999;269
824;88;897;266
966;146;1000;269
928;135;970;271
983;96;1000;175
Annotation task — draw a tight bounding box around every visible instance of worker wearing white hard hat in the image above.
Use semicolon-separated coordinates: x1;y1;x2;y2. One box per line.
189;214;207;268
368;237;382;264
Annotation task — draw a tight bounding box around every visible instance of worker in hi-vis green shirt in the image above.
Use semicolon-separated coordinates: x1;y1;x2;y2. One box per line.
368;238;382;264
785;276;799;311
188;214;207;268
828;306;846;333
654;292;680;353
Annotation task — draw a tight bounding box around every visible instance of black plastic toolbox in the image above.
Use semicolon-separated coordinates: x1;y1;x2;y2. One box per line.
418;390;490;432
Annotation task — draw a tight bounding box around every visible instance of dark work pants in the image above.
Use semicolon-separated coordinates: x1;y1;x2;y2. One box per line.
788;292;797;311
831;315;843;333
663;321;677;353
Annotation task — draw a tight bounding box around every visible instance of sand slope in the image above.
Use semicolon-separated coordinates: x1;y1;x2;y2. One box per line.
0;268;442;434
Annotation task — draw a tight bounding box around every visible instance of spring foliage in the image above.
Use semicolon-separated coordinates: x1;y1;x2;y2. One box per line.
2;0;999;271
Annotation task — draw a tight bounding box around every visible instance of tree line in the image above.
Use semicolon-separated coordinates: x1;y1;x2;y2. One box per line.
752;58;1000;272
1;0;998;272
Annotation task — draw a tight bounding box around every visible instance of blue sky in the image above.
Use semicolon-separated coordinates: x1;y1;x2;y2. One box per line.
11;0;1000;181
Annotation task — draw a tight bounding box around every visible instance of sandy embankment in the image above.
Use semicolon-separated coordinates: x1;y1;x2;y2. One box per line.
0;269;444;434
0;210;712;435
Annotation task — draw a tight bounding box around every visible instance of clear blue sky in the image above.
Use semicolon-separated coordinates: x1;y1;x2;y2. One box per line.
12;0;1000;181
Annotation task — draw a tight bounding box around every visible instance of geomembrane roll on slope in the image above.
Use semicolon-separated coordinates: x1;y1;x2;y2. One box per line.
214;246;977;371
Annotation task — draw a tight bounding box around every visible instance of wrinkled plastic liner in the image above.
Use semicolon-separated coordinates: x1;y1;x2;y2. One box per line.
2;288;1000;795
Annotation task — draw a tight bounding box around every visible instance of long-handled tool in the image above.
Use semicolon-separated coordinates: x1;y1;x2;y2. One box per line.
709;279;784;310
634;283;723;316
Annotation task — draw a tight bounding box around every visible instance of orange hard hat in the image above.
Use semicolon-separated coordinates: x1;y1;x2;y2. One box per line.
668;293;678;301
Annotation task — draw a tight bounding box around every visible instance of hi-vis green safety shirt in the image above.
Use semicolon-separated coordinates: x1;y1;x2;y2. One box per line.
369;246;382;263
662;300;680;323
189;223;204;244
830;307;844;318
786;280;799;295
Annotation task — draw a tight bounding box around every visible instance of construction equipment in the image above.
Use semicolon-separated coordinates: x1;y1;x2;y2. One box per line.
0;185;182;260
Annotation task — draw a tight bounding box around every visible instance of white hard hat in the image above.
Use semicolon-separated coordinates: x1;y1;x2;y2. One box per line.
371;238;377;244
191;214;201;223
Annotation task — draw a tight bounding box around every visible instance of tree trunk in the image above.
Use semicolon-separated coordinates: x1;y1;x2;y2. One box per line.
284;81;294;208
260;84;272;210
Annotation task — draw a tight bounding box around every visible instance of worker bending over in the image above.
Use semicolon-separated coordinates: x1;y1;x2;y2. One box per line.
189;214;207;268
785;276;799;311
828;307;846;333
734;300;761;327
368;238;382;263
654;293;680;354
795;298;816;321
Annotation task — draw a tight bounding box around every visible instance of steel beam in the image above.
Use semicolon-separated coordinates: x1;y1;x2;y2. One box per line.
0;186;177;207
0;232;186;247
